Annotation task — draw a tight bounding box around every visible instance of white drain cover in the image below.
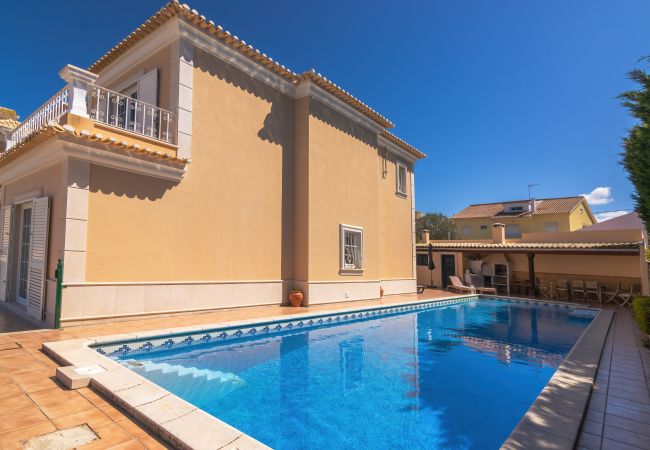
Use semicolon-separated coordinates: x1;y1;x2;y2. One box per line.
21;424;97;450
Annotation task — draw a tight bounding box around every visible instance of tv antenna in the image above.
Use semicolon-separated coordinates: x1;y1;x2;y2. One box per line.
528;183;539;200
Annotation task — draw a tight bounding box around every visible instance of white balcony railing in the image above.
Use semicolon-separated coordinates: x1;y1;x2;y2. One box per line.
87;85;177;145
9;87;69;147
6;65;178;151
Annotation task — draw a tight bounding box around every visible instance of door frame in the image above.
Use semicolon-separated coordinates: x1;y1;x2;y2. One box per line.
440;254;456;289
14;201;33;307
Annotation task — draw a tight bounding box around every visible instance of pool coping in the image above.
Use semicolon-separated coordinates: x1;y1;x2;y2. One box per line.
42;294;601;450
501;306;614;450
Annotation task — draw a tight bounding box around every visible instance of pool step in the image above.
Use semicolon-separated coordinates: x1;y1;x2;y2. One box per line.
129;361;245;399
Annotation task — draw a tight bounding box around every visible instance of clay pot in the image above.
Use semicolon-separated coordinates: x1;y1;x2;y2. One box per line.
289;291;304;307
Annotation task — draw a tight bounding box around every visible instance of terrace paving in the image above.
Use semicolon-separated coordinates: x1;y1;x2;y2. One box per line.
577;306;650;450
0;290;452;449
0;291;647;449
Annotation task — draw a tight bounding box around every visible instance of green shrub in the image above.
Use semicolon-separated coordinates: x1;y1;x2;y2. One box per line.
632;296;650;334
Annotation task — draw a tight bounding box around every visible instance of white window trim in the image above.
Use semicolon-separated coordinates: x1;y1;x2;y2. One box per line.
339;224;364;274
396;161;408;197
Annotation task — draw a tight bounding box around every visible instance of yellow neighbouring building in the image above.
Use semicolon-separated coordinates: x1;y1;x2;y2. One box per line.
0;2;425;327
453;197;597;239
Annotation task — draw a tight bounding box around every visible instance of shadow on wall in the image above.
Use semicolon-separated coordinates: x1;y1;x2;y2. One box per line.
89;165;175;200
309;98;378;150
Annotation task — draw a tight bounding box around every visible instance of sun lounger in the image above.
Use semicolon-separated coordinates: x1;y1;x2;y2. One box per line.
448;276;476;294
555;279;570;300
571;280;586;301
584;281;600;303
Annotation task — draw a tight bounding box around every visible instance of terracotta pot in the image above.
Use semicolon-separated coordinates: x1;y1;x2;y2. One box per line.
289;291;304;307
379;287;384;298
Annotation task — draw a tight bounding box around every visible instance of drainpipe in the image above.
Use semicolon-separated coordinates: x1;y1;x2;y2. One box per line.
527;253;536;297
54;258;63;329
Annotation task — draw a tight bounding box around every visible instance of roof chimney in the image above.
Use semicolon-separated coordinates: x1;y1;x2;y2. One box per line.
530;198;536;213
421;229;430;243
492;223;505;244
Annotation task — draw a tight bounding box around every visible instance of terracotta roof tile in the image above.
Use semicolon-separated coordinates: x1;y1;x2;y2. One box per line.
416;241;641;251
453;197;586;219
88;1;397;130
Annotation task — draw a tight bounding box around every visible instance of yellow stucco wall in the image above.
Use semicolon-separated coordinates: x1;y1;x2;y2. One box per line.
85;48;294;282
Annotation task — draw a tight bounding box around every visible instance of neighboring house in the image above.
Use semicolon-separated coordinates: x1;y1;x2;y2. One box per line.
0;2;425;327
453;197;596;239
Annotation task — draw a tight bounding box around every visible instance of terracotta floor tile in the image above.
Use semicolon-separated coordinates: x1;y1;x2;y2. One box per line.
107;439;147;449
137;434;170;449
99;404;130;422
79;387;110;408
28;385;81;406
118;419;148;438
0;421;56;450
78;422;133;450
0;393;34;414
0;383;24;400
0;406;49;433
0;372;12;385
18;376;59;394
52;407;112;430
40;395;95;419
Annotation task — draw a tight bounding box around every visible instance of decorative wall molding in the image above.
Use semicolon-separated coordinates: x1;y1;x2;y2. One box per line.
378;134;420;163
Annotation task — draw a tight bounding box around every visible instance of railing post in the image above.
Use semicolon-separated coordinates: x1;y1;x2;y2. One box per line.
54;258;63;329
59;65;98;118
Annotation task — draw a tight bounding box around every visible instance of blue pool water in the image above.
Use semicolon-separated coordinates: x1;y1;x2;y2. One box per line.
112;299;593;449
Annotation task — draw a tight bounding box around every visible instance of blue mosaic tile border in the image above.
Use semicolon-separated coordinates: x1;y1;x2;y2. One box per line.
94;296;479;358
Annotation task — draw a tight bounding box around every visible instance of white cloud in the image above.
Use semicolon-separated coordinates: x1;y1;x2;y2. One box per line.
594;210;628;222
582;187;613;205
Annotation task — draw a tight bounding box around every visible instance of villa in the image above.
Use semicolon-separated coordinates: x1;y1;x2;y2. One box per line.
0;2;424;328
0;3;649;450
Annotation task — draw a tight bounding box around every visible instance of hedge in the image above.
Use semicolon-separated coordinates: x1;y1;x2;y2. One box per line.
632;296;650;334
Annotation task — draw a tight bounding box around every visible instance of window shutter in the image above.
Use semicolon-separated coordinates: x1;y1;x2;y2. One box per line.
26;197;49;321
0;205;14;302
137;69;158;106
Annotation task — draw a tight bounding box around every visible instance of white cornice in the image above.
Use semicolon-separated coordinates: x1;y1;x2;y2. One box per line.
60;138;186;182
0;137;185;185
295;81;386;134
377;134;418;163
178;21;295;97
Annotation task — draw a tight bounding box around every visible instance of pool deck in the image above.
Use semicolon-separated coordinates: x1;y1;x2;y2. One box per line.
0;290;647;449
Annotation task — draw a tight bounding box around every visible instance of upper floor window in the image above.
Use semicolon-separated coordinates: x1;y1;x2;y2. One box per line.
480;224;488;230
461;225;472;236
505;223;521;238
396;162;408;196
340;225;363;273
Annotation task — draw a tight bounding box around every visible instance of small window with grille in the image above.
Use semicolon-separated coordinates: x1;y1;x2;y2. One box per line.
340;225;364;273
396;162;408;196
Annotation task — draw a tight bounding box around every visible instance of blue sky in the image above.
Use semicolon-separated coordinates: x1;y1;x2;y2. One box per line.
2;0;647;220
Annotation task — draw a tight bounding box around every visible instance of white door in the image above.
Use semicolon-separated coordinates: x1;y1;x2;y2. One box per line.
15;204;33;307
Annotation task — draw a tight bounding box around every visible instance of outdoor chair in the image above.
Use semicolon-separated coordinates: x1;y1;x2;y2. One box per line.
448;276;476;294
537;278;553;299
555;279;570;300
584;281;600;303
613;284;639;307
417;285;426;294
571;280;586;301
603;283;622;304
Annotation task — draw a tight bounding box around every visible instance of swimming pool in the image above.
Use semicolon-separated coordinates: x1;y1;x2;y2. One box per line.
101;298;595;449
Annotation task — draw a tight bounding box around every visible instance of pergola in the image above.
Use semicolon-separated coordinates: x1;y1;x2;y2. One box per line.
418;241;643;296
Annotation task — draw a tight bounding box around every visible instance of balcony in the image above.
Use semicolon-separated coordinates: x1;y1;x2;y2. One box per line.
6;65;177;151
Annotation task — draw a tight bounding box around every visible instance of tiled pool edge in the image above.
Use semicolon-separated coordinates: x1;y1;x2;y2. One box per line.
42;294;479;450
501;308;614;450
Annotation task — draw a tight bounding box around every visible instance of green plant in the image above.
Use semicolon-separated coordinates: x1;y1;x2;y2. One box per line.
291;288;303;293
632;296;650;334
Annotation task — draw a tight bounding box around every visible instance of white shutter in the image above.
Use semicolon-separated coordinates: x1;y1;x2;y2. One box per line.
137;69;158;106
26;197;49;321
0;205;14;302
